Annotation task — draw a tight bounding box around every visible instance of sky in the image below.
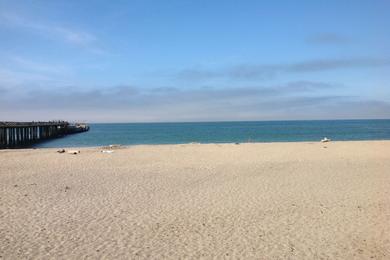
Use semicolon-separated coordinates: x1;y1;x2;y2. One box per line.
0;0;389;122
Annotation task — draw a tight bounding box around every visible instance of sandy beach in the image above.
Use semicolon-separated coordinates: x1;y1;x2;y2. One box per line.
0;141;389;259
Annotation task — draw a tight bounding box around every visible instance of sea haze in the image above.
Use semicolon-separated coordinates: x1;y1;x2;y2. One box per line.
34;119;390;148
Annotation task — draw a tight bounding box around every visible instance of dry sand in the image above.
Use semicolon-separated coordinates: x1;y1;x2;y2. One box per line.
1;141;389;259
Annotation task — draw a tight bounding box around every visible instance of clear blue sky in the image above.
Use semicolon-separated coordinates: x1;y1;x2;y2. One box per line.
0;0;389;122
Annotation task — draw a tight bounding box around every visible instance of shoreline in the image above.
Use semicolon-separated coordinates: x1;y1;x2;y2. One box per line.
0;139;388;151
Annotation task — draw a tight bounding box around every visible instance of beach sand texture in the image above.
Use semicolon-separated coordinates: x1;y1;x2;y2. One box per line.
1;141;389;259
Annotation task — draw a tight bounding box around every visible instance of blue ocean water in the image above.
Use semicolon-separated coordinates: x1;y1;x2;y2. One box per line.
34;120;390;148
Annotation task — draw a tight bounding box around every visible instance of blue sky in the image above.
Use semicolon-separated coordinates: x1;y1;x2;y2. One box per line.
0;0;389;122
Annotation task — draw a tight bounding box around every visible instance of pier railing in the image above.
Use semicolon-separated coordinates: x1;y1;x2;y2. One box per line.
0;121;89;149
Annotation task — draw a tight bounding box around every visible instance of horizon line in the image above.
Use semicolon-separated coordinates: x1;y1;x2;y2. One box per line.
84;118;390;124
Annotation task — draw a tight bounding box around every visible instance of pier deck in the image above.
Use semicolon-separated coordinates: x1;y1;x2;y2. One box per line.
0;121;89;149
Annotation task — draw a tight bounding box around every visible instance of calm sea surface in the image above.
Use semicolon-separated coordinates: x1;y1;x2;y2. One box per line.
34;120;390;148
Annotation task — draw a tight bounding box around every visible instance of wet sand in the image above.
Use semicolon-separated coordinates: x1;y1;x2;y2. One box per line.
1;141;389;259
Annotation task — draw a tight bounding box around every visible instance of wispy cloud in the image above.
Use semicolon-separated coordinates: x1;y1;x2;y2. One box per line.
0;68;54;87
0;54;75;90
0;80;341;108
0;11;103;53
177;57;390;81
306;33;351;45
9;56;69;74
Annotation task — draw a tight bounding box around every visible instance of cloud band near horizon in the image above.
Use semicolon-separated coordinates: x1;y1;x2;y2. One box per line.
0;81;389;122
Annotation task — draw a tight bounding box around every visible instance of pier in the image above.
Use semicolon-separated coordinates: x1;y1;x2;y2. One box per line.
0;121;89;149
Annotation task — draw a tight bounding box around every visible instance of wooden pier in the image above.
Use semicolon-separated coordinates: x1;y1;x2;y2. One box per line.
0;121;89;149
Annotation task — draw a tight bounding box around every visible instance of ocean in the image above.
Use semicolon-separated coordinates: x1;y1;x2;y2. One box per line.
33;119;390;148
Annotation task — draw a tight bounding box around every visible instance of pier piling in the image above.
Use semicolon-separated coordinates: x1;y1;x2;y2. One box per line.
0;121;89;149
